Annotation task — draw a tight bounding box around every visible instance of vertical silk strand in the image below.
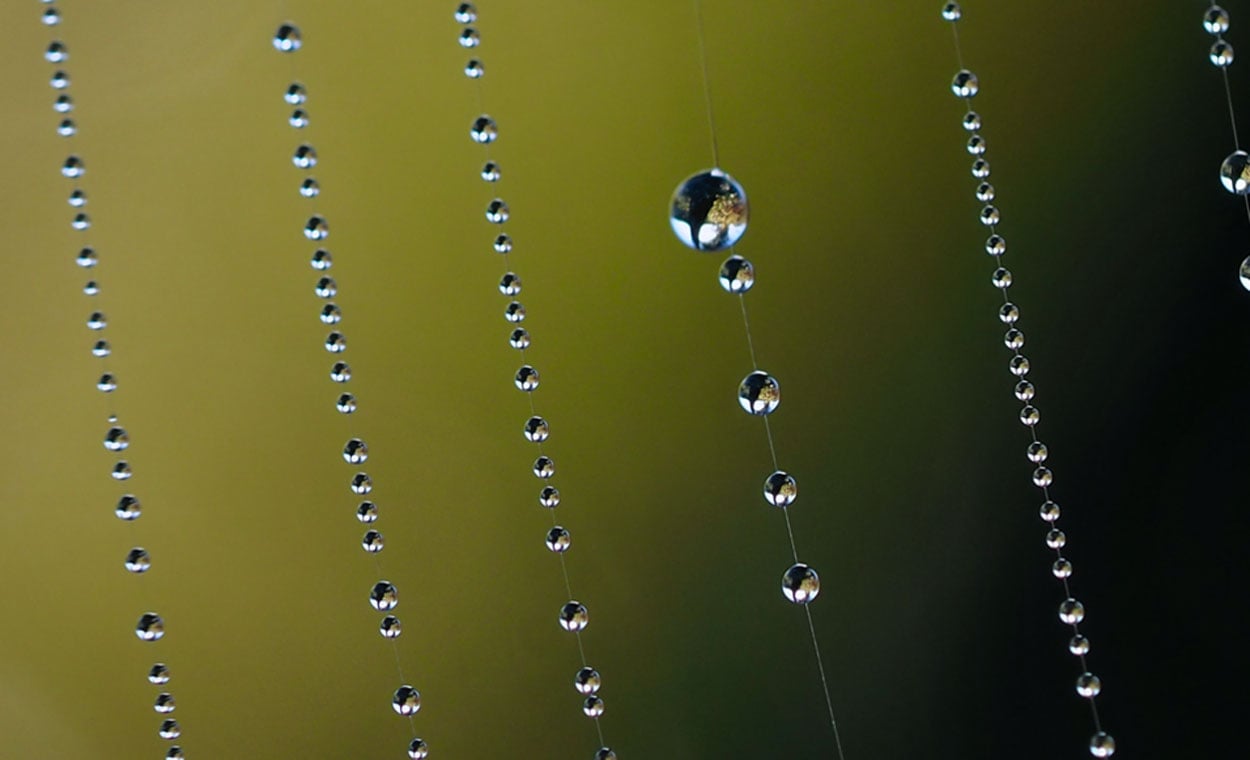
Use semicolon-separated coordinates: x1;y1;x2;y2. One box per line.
271;17;428;759
940;3;1115;757
454;3;614;757
1204;4;1250;287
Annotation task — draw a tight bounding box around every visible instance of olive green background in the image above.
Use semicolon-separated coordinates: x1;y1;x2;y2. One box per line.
1;1;1246;758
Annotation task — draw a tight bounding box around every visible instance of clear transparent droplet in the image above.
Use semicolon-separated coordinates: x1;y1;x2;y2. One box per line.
370;581;398;611
1220;150;1250;194
559;601;589;631
515;365;540;391
159;719;181;740
380;615;402;638
165;747;184;760
76;247;97;268
97;373;117;392
125;547;151;573
343;438;368;464
1052;557;1073;579
325;331;346;353
149;663;170;684
1039;500;1060;522
408;738;430;759
1020;405;1040;426
71;213;90;231
595;750;617;760
669;168;749;251
104;426;129;451
111;460;131;480
305;214;329;240
524;416;549;442
92;339;112;358
465;59;484;78
320;303;342;324
459;27;480;48
45;40;68;63
42;7;61;25
311;248;332;270
1211;40;1235;67
1069;634;1090;655
115;494;141;521
62;155;84;178
967;134;986;155
505;300;526;322
575;667;601;695
1033;466;1053;487
293;143;318;169
471;115;497;143
154;693;176;713
273;23;302;52
545;525;571;553
330;360;352;383
1089;732;1116;758
951;69;979;98
1027;441;1048;463
539;486;560;508
999;302;1019;324
499;272;522;295
299;179;320;200
289;108;309;128
455;2;477;23
58;119;77;137
68;187;86;205
980;205;1000;226
50;70;70;89
336;392;356;414
87;311;106;330
1004;328;1024;350
941;2;961;21
83;280;99;296
583;695;605;718
393;685;421;715
1205;6;1231;35
362;529;385;553
285;82;307;105
509;328;530;349
782;563;820;604
135;613;165;641
1046;528;1066;549
962;111;981;131
1009;356;1030;377
971;159;990;178
976;182;995;202
1059;598;1086;624
763;471;797;507
54;94;74;113
486;199;510;224
494;233;513;253
738;370;780;415
719;255;755;293
315;276;337;298
1014;380;1035;401
1240;255;1250;291
357;501;379;522
481;160;501;182
986;234;1006;256
533;455;555;479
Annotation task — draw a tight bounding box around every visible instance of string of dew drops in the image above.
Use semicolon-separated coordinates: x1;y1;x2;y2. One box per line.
272;18;427;759
941;3;1115;757
666;2;846;757
1203;2;1250;290
455;4;614;757
40;1;188;755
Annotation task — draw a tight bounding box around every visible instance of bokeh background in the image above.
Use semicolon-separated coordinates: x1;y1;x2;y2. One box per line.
1;1;1246;757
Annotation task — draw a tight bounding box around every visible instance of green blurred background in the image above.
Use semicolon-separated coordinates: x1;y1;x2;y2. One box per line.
1;1;1246;757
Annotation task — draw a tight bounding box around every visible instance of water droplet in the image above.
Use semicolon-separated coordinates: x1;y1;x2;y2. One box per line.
87;311;106;330
1014;380;1035;401
320;303;343;324
285;82;307;105
719;255;755;293
951;69;979;98
297;179;321;202
1052;557;1073;579
1069;634;1090;655
1019;405;1040;426
305;214;329;240
154;693;176;713
42;7;61;25
1045;528;1066;549
289;108;309;128
393;685;422;715
1058;598;1085;624
351;473;373;494
455;3;477;23
104;426;129;451
545;526;571;553
967;134;986;155
325;331;346;353
58;119;77;137
357;501;379;522
459;27;480;48
524;416;550;442
986;234;1006;255
941;2;961;21
72;214;90;232
330;361;352;383
62;155;84;178
481;160;501;181
125;548;151;573
1033;466;1053;487
76;247;97;268
115;494;141;521
976;182;995;202
1039;500;1060;522
583;696;605;717
273;23;302;53
980;205;1000;226
408;738;430;759
998;302;1019;324
336;392;357;414
159;719;181;740
539;486;560;508
311;249;333;270
971;159;990;178
465;59;484;78
991;267;1012;288
1089;732;1116;758
112;460;131;479
782;563;820;604
1211;40;1235;67
1220;150;1250;194
763;471;797;507
669;168;749;251
1027;442;1048;463
165;747;184;760
1004;328;1024;350
362;529;385;553
533;455;555;479
962;111;981;131
471;115;497;143
69;188;86;206
97;373;117;392
315;276;338;298
343;438;369;464
1239;256;1250;291
380;615;402;638
505;301;526;322
370;581;398;611
486;199;510;223
595;750;617;760
293;143;318;169
148;663;170;684
559;601;589;631
494;234;513;253
575;667;601;694
1205;6;1230;35
92;340;112;358
1009;356;1030;377
54;94;74;113
509;328;530;349
499;272;522;295
738;371;780;415
135;613;165;641
515;365;540;391
50;70;70;89
45;41;68;63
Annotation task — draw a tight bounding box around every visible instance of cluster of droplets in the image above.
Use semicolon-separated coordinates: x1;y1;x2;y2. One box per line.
943;4;1113;757
274;21;426;759
454;5;614;757
41;3;185;754
1202;4;1250;290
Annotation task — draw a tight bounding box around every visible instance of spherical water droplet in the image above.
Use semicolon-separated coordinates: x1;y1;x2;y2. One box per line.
1089;732;1116;757
125;548;151;573
370;581;398;611
97;373;117;392
583;696;605;717
962;111;981;131
93;339;112;358
149;663;171;684
111;460;131;479
330;361;352;383
298;178;320;198
782;563;820;604
289;108;309;128
1058;598;1085;624
455;3;477;23
87;311;107;330
494;233;513;253
273;23;302;53
1039;500;1060;522
1220;150;1250;194
1205;6;1231;35
135;613;165;641
486;199;510;224
76;247;97;268
975;182;995;203
1009;356;1030;377
738;371;780;415
951;69;979;98
305;214;329;240
50;70;70;89
986;234;1006;256
481;161;501;182
104;426;129;451
559;601;589;631
1240;256;1250;291
763;471;797;507
315;276;337;298
595;750;617;760
575;667;601;694
533;455;555;479
971;159;990;178
72;213;90;231
991;267;1012;288
459;27;480;48
165;747;184;760
719;255;755;293
1027;441;1048;463
55;94;74;113
320;303;342;324
115;494;141;521
524;416;549;442
336;392;357;414
408;738;430;759
285;82;307;105
1052;557;1073;579
58;119;77;137
545;525;571;553
669;169;749;251
393;685;421;715
1069;634;1090;655
509;328;530;349
1014;380;1035;401
1004;328;1024;350
62;155;84;178
357;501;379;522
1045;528;1066;549
1211;40;1235;67
465;59;484;78
980;205;1000;226
154;693;176;713
1032;466;1053;487
941;2;961;21
539;486;560;508
311;249;332;270
515;365;540;391
293;143;318;169
499;272;522;295
343;438;368;464
158;719;181;740
380;615;402;638
967;134;986;155
504;300;526;322
42;7;61;25
998;302;1019;324
1019;405;1040;426
45;41;68;63
325;331;346;353
471;115;497;143
68;187;86;205
362;529;385;553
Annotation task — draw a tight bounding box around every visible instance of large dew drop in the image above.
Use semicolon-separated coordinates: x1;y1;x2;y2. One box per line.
669;169;749;251
782;563;820;604
1220;150;1250;194
392;685;422;715
135;612;165;641
738;371;781;415
559;601;589;631
370;581;398;611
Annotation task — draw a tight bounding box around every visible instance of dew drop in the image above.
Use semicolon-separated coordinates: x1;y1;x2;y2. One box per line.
325;331;346;353
962;111;981;131
148;663;171;684
362;529;385;553
998;302;1019;324
950;69;979;98
1205;6;1231;35
380;615;402;638
71;213;90;231
104;426;129;451
336;392;357;414
976;182;995;202
515;365;540;391
165;748;184;760
1020;405;1040;426
305;214;329;240
738;371;780;415
111;460;131;480
455;3;477;23
293;143;318;169
273;23;302;52
87;311;106;330
1053;557;1073;579
559;601;589;631
330;361;352;383
782;563;820;604
1009;356;1030;377
481;160;501;182
125;548;151;573
1211;40;1235;67
54;94;74;113
320;303;343;324
459;27;480;48
575;667;601;695
1033;467;1053;487
471;115;497;143
154;693;176;713
986;234;1006;255
1220;150;1250;194
967;134;986;155
991;267;1012;288
971;159;990;178
76;247;97;267
93;339;112;358
311;249;333;270
1004;328;1024;350
315;276;338;298
62;155;84;178
545;526;571;553
583;696;605;718
1089;732;1116;758
50;70;70;89
42;7;61;25
1014;380;1035;401
719;255;755;293
494;233;513;253
941;2;961;21
499;272;522;295
763;471;797;507
524;416;549;442
465;59;484;78
1027;442;1049;463
1046;528;1066;549
408;738;430;759
45;41;68;63
299;178;320;199
393;685;422;715
357;501;379;522
343;438;369;464
159;719;181;740
669;168;749;251
1058;598;1085;624
97;373;117;392
1039;500;1060;522
509;328;530;350
505;300;526;322
533;455;555;479
289;108;309;128
351;473;372;494
58;119;77;137
135;612;165;641
285;82;307;105
539;486;560;508
115;494;141;521
980;205;1000;226
370;581;398;611
1240;256;1250;291
486;199;510;224
596;750;617;760
1069;634;1090;655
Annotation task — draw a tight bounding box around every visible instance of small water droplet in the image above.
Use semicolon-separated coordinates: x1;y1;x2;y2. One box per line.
524;416;549;442
149;663;170;684
499;272;522;295
971;159;990;178
320;303;342;324
380;615;402;638
343;438;368;464
976;182;995;202
465;59;484;78
471;115;497;143
575;667;601;694
1004;328;1024;350
357;501;379;522
159;719;181;740
325;331;346;353
54;94;74;113
362;529;385;553
50;70;70;89
980;205;1000;226
393;685;422;715
135;613;165;641
670;169;749;251
459;27;480;48
370;581;398;611
408;738;430;759
351;473;373;494
1053;557;1073;579
738;371;780;415
68;187;86;205
533;455;555;479
104;426;129;451
336;392;357;414
719;255;755;293
1020;405;1040;426
315;276;338;298
305;214;329;240
763;471;797;507
293;143;318;169
311;249;333;270
998;302;1019;324
1009;356;1030;377
330;361;352;383
45;41;68;63
92;339;112;358
97;373;117;392
1039;500;1060;522
1033;466;1053;487
273;23;302;53
125;547;151;573
62;155;84;178
515;365;540;391
950;69;978;98
941;2;961;21
1014;380;1035;401
81;278;95;293
299;179;320;200
596;750;617;760
486;199;510;223
1089;732;1116;758
782;563;820;604
494;233;513;253
1211;40;1235;67
115;494;141;521
42;6;61;25
559;601;589;631
1074;673;1101;698
1027;442;1048;463
165;747;184;760
545;525;571;553
76;247;98;268
1058;598;1085;624
985;234;1006;256
1046;528;1066;549
1205;6;1231;35
583;695;605;717
455;3;477;23
1069;634;1090;655
962;111;981;131
1220;150;1250;194
285;82;307;105
154;692;176;713
539;486;560;508
991;267;1012;289
112;460;131;479
967;134;986;155
505;300;526;322
87;311;106;330
509;328;530;349
481;160;501;182
71;213;90;231
1241;256;1250;291
58;119;77;137
289;108;309;128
